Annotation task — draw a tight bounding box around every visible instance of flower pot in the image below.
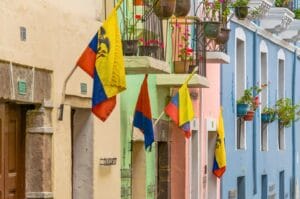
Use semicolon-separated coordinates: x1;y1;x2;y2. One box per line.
134;0;143;5
261;113;276;123
122;40;138;56
174;0;191;17
202;21;220;39
174;61;190;74
234;6;249;20
243;110;255;121
237;103;249;117
216;28;231;44
153;0;176;19
138;45;159;57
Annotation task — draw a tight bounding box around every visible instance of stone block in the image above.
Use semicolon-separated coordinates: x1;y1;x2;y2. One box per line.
0;61;12;99
34;69;52;103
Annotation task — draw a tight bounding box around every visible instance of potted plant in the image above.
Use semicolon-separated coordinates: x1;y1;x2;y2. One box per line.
120;11;143;56
174;0;191;17
275;98;300;127
232;0;249;20
216;1;231;44
202;0;221;39
236;88;252;117
153;0;176;19
174;28;194;73
261;107;277;123
275;0;292;7
237;84;267;120
137;30;163;57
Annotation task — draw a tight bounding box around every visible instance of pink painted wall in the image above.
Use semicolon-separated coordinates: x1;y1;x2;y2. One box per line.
201;63;221;199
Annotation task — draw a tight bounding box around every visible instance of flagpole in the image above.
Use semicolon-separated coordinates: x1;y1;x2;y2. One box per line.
58;65;77;120
154;67;199;126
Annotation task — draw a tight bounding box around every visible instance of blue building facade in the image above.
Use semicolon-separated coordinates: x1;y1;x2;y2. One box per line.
221;20;300;199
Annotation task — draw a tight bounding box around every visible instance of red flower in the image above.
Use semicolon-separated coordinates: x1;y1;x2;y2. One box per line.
135;14;142;20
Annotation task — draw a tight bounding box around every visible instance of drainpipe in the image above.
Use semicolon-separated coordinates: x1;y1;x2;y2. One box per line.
252;30;258;195
292;49;297;199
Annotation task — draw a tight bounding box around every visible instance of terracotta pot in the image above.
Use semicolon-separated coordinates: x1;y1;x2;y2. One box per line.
153;0;176;19
174;0;191;17
243;110;255;121
216;28;231;44
134;0;143;5
174;61;190;74
122;40;138;56
234;6;248;20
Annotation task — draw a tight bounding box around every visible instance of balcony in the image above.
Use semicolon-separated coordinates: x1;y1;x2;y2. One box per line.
279;19;300;42
120;0;169;74
156;73;210;88
260;7;295;33
247;0;273;20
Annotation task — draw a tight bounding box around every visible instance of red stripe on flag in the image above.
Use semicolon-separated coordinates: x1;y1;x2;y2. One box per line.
213;166;226;178
77;47;96;77
165;103;179;125
92;96;116;121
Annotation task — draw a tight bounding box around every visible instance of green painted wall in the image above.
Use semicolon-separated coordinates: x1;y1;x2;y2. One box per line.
120;74;169;199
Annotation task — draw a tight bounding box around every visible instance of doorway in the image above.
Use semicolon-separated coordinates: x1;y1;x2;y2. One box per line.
0;103;25;199
71;109;93;199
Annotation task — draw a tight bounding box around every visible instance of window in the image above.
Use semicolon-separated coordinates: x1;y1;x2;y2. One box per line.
279;171;285;199
20;27;26;41
261;175;268;199
261;51;268;151
278;58;285;150
237;176;246;199
236;38;246;150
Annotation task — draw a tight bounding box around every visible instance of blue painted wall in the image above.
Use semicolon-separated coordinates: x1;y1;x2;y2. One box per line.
221;21;300;199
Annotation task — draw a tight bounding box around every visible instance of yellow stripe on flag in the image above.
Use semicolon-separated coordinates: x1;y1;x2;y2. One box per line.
95;8;126;98
215;108;226;168
178;82;194;126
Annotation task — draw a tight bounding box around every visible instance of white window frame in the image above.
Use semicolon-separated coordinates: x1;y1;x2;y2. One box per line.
235;28;247;150
260;40;269;151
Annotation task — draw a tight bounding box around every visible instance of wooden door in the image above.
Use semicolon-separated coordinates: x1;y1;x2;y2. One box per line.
157;142;170;199
0;104;25;199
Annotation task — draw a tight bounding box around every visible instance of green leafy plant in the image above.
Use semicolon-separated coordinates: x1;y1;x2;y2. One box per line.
262;107;277;115
237;84;267;111
294;8;300;19
248;7;260;19
275;0;291;7
275;98;300;127
261;106;277;123
232;0;249;7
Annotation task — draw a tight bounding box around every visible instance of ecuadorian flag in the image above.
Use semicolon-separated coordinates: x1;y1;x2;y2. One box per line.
133;75;154;149
76;8;126;121
164;82;194;138
213;108;227;178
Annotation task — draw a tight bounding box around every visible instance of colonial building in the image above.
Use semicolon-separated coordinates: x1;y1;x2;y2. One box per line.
221;6;300;199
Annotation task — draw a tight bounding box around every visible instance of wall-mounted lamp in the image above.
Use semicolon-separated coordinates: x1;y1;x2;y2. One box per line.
99;158;117;166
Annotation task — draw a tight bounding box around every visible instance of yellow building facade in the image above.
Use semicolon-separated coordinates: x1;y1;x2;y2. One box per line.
0;0;120;198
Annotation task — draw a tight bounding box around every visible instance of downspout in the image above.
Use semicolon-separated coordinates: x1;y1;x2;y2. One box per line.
252;30;258;195
292;49;297;199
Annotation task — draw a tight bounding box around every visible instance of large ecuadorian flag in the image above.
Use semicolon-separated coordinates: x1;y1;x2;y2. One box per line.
213;108;227;178
164;82;194;138
76;8;126;121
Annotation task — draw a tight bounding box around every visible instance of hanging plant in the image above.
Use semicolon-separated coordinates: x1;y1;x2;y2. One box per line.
153;0;176;19
174;0;191;17
275;98;300;127
261;107;277;123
